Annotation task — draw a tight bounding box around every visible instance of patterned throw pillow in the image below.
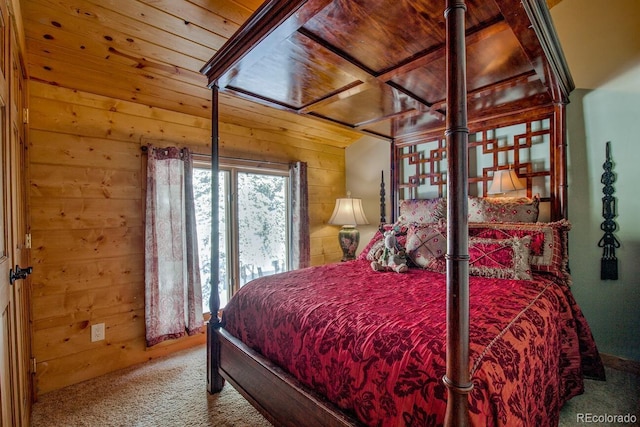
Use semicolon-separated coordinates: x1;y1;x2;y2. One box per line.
398;199;446;225
468;236;532;280
468;196;539;223
405;223;447;270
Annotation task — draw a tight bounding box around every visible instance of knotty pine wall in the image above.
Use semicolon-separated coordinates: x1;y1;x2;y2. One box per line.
28;81;351;394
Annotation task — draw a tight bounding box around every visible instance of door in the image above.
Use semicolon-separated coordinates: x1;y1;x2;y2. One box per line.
193;164;290;313
0;1;14;424
0;3;31;426
236;171;288;287
0;80;15;427
9;21;31;426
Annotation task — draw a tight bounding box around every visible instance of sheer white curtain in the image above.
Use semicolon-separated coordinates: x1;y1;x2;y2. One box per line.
144;146;204;347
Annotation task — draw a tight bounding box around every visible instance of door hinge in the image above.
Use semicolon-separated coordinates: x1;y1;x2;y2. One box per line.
23;108;29;124
31;357;37;374
25;233;31;249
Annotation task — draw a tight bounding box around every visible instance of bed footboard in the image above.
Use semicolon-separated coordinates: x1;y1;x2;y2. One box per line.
213;327;363;427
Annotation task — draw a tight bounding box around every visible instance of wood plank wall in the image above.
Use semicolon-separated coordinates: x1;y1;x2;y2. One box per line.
28;81;352;394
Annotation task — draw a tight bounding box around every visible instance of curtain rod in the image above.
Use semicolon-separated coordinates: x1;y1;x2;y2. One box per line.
140;145;290;167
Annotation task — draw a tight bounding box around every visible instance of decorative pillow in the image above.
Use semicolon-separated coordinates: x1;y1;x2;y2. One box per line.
468;196;539;223
470;224;546;256
468;220;571;281
405;223;447;269
398;199;446;225
358;224;408;261
467;237;532;280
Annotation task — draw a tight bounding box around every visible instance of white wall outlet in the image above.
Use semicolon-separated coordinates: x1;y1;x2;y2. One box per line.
91;323;105;342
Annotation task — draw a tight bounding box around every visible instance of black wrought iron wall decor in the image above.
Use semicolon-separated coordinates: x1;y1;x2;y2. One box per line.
597;141;620;280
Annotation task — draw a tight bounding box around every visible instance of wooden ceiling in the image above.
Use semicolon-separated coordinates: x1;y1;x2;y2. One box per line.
21;0;257;117
20;0;361;148
20;0;564;146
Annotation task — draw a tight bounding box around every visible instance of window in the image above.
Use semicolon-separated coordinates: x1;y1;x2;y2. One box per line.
192;159;290;313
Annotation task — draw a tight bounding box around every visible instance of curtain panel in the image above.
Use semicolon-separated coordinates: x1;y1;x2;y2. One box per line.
145;146;204;347
290;161;310;269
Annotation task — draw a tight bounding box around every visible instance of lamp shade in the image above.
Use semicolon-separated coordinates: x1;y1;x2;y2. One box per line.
488;169;525;194
328;198;369;226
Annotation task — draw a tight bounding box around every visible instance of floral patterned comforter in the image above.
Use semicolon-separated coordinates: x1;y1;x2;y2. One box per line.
222;260;604;426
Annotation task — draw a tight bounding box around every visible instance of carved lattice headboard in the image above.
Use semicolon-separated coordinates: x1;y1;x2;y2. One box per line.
394;110;560;221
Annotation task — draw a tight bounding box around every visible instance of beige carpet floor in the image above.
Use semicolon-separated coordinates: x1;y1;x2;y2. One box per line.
31;344;639;426
31;345;272;427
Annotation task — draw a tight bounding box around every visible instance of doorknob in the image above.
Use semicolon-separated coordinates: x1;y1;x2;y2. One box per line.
9;265;33;285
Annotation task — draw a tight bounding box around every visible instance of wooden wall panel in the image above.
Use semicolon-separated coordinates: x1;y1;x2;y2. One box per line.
30;198;142;230
32;290;145;360
28;81;351;394
31;227;143;263
29;131;142;169
31;256;144;297
30;165;141;200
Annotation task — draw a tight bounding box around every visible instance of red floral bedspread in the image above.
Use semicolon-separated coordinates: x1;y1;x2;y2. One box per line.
222;260;604;426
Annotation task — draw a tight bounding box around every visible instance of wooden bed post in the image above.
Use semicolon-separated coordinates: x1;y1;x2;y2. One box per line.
553;101;568;221
207;85;225;394
390;140;398;223
443;0;473;425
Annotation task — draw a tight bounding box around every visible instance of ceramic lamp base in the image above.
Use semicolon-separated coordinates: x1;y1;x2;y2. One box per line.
338;225;360;261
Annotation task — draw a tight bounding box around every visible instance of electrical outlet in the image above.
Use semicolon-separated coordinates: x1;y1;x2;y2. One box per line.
91;323;105;342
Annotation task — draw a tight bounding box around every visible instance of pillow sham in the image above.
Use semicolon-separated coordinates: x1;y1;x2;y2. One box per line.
405;223;447;269
468;220;571;281
397;198;446;225
406;225;533;280
468;195;539;223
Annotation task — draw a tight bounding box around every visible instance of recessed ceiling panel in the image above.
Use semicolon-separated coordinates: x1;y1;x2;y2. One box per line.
360;120;393;138
310;83;420;128
225;32;365;109
393;110;446;138
302;0;445;73
467;80;551;116
390;57;447;106
302;0;501;73
465;29;536;91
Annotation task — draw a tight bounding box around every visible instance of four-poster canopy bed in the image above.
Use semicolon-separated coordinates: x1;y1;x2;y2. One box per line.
200;0;605;426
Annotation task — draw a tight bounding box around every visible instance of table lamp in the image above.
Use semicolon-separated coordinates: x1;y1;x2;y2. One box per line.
488;167;525;195
328;194;369;261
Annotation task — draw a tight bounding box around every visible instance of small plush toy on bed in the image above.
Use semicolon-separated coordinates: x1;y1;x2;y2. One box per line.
371;229;408;273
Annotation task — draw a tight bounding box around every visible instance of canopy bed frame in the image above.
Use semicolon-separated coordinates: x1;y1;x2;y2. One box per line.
200;0;575;425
